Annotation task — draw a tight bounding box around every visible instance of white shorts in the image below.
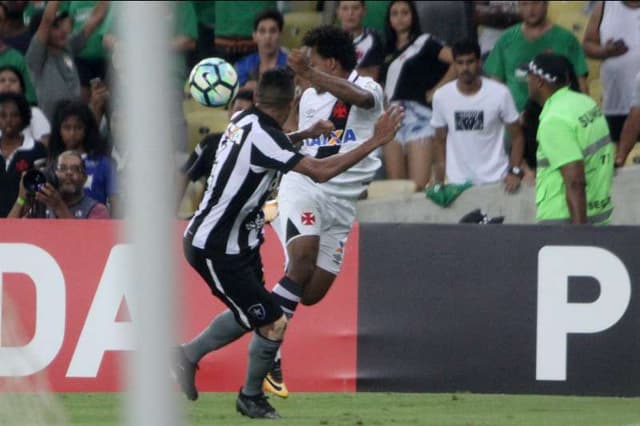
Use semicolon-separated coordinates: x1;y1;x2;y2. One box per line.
272;174;357;275
392;100;434;145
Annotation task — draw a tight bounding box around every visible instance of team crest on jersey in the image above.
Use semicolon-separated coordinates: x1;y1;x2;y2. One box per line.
305;128;356;147
248;304;266;320
224;124;245;145
301;211;315;226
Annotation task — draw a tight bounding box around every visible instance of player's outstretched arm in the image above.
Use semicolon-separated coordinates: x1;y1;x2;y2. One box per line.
292;105;403;182
288;49;375;110
287;119;335;145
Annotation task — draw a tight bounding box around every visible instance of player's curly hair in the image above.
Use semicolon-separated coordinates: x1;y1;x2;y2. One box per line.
302;25;357;72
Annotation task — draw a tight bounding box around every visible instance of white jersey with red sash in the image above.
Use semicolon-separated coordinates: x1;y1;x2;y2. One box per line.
283;70;384;199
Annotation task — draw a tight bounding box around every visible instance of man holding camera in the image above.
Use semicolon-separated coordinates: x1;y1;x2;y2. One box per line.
8;150;109;219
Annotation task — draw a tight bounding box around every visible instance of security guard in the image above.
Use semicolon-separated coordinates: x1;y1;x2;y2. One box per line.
527;53;614;225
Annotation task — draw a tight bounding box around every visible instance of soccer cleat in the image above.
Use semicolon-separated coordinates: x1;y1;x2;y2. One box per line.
171;346;199;401
263;359;289;399
236;390;281;419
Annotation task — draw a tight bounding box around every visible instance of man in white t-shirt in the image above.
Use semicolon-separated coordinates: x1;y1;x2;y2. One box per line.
431;39;524;192
266;25;385;397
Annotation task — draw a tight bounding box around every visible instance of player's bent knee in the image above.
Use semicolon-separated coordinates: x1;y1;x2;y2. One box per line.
258;314;288;341
301;293;322;306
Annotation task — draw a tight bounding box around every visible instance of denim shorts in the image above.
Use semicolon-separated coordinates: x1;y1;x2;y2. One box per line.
392;100;435;145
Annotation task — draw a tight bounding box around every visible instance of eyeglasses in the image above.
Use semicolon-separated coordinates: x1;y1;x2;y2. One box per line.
56;164;84;174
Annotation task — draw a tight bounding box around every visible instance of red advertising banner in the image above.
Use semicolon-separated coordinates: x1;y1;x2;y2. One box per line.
0;220;358;392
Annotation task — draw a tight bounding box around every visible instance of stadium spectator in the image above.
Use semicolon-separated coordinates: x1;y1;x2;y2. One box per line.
61;1;112;103
235;9;287;91
266;25;385;398
583;0;640;142
382;0;456;190
484;0;589;112
101;2;195;152
520;55;580;173
47;100;117;214
431;40;524;192
528;53;614;225
190;0;216;69
0;35;37;104
172;68;402;418
0;0;33;54
474;1;521;57
26;0;109;122
8;149;109;218
0;65;50;145
415;1;476;45
337;1;385;81
0;91;46;217
615;70;640;167
213;1;276;64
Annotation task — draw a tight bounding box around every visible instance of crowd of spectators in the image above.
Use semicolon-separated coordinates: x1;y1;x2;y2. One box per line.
0;1;638;221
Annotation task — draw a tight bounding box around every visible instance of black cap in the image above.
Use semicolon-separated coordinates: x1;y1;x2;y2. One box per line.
527;53;570;85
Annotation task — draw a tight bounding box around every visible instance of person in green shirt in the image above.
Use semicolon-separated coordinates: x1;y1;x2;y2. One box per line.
213;1;276;63
0;44;37;105
484;1;589;112
60;1;111;101
527;53;614;225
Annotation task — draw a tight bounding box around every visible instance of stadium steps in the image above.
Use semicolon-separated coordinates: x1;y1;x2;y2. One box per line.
183;98;229;153
365;179;417;200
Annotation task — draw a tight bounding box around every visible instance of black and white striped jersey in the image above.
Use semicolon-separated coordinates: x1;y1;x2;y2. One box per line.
185;106;303;255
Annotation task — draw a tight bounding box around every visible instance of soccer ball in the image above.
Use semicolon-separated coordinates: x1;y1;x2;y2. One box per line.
188;57;239;107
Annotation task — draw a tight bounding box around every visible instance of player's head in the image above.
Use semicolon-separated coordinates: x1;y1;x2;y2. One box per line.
229;89;254;118
337;1;366;34
303;25;357;76
255;68;296;122
526;53;570;104
253;9;283;56
519;1;548;27
452;39;482;84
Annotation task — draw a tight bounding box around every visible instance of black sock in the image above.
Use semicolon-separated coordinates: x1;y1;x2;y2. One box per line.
270;276;303;319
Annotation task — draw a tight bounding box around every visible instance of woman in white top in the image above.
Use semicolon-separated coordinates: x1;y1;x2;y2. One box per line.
0;65;51;145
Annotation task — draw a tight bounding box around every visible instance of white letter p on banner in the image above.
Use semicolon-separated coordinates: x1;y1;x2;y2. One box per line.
536;246;631;381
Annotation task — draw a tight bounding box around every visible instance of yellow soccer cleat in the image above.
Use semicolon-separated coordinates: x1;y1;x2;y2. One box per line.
263;359;289;399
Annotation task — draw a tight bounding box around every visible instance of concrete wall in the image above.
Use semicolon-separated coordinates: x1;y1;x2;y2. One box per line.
356;165;640;225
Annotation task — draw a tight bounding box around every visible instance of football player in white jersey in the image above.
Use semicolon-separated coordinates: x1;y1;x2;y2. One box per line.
265;25;385;397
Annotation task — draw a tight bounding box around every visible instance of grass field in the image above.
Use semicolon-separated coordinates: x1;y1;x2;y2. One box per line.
52;392;640;426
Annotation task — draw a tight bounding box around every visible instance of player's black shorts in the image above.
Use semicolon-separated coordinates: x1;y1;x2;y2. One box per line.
183;239;283;330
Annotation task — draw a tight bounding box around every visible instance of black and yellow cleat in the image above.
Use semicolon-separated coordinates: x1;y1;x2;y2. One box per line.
263;359;289;399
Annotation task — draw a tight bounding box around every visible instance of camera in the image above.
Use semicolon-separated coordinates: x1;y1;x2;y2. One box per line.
22;168;59;193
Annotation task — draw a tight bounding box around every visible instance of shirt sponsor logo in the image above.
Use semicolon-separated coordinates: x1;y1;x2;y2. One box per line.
305;128;357;147
455;111;484;131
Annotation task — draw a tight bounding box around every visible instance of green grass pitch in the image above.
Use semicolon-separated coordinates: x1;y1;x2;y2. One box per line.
57;392;640;425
